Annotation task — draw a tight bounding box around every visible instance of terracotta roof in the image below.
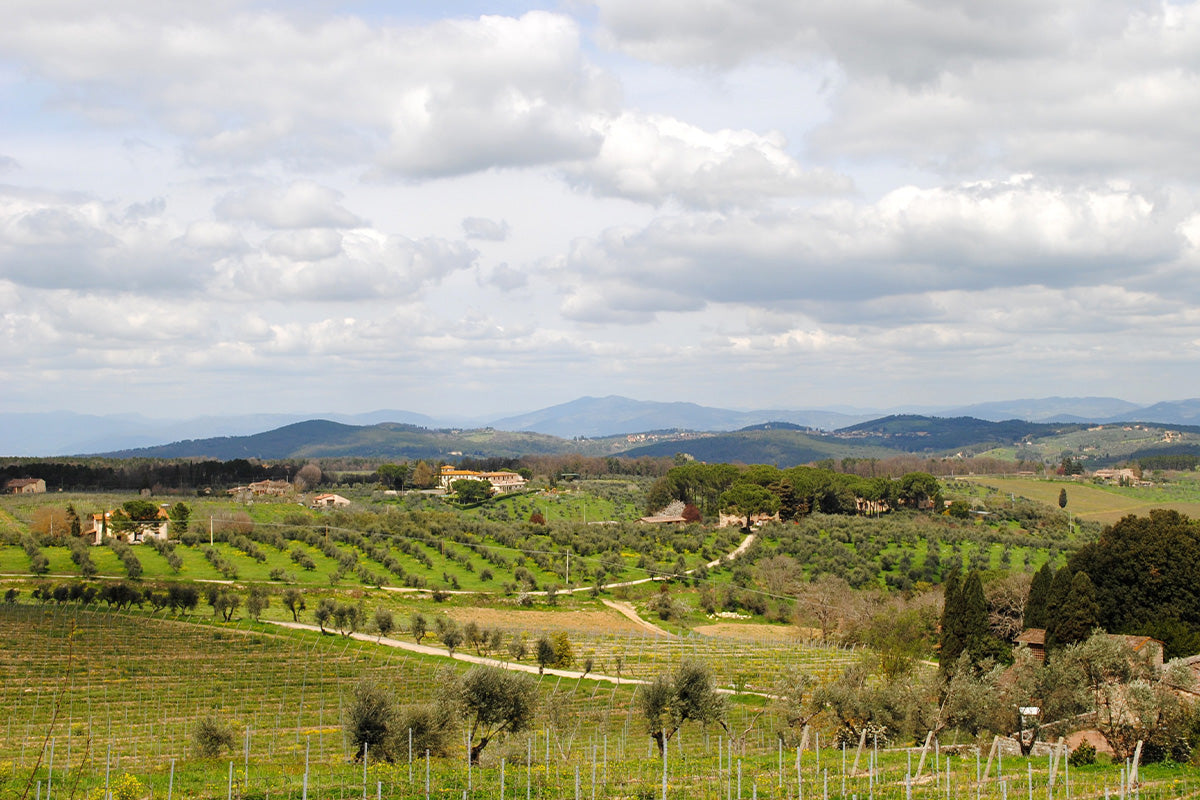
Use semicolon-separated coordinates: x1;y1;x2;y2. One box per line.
1016;628;1046;645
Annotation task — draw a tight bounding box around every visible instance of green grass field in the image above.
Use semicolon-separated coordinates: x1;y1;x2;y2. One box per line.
963;475;1200;525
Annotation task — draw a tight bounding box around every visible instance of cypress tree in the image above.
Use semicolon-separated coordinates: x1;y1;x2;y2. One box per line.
962;570;1009;664
1043;565;1076;650
960;570;989;650
1049;571;1099;649
939;567;964;675
1024;562;1054;629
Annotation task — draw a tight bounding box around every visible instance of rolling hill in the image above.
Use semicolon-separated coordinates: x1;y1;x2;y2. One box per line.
99;420;577;461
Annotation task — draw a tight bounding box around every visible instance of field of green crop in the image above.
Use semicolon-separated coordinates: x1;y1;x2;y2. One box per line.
2;603;1198;800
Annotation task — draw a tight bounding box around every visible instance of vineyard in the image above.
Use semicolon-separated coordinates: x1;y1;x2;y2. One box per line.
3;604;1199;800
1;484;1198;800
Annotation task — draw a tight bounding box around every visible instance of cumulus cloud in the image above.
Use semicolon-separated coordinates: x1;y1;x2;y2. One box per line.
564;112;851;208
595;1;1200;181
558;177;1189;318
482;263;528;291
0;8;614;177
212;231;477;301
215;181;364;229
593;0;1140;79
0;187;215;291
462;217;511;241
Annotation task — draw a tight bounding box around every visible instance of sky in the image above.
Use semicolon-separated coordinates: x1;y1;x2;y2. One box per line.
2;0;1200;420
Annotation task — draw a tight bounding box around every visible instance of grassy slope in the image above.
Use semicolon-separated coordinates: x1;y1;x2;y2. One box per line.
963;474;1200;525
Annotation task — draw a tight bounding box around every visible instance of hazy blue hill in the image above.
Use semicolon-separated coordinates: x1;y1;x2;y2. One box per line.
97;420;576;460
832;415;1079;453
616;428;901;467
489;395;869;437
946;396;1142;422
1115;399;1200;426
0;409;444;456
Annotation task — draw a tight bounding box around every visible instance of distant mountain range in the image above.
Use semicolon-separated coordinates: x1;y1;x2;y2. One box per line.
3;394;1200;457
490;395;873;438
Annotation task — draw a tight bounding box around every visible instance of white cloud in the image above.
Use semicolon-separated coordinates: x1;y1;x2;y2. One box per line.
593;0;1142;79
558;177;1187;316
462;217;511;241
0;187;214;290
563;112;851;208
1;8;615;177
596;1;1200;182
213;231;477;302
5;2;1200;416
215;181;364;229
482;263;528;291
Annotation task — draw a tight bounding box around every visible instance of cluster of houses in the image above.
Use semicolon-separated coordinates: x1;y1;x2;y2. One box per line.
225;479;351;509
437;465;527;494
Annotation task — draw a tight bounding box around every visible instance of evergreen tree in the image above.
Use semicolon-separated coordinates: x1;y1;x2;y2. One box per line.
939;567;964;675
960;570;989;653
1048;571;1099;650
66;504;82;538
1024;562;1054;629
1058;488;1068;509
1044;565;1074;626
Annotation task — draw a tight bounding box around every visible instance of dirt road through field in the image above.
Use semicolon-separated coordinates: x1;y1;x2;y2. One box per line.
600;599;674;637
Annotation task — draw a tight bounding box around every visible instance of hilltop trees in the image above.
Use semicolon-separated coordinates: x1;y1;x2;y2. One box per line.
719;483;780;529
646;462;944;520
376;463;409;490
294;462;323;491
410;461;438;489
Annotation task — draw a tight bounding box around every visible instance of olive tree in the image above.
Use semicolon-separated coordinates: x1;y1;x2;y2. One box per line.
441;666;537;764
640;660;728;754
374;607;395;642
344;680;398;761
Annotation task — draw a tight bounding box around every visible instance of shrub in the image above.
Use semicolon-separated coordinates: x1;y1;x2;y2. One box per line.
1069;741;1096;767
193;717;236;758
396;703;454;758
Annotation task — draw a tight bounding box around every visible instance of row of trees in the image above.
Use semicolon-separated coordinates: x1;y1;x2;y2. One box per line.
344;659;725;766
0;459;296;492
646;462;943;522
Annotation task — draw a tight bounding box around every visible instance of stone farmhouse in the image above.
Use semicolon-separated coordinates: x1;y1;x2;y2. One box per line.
310;493;351;508
5;478;46;494
1015;628;1165;667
